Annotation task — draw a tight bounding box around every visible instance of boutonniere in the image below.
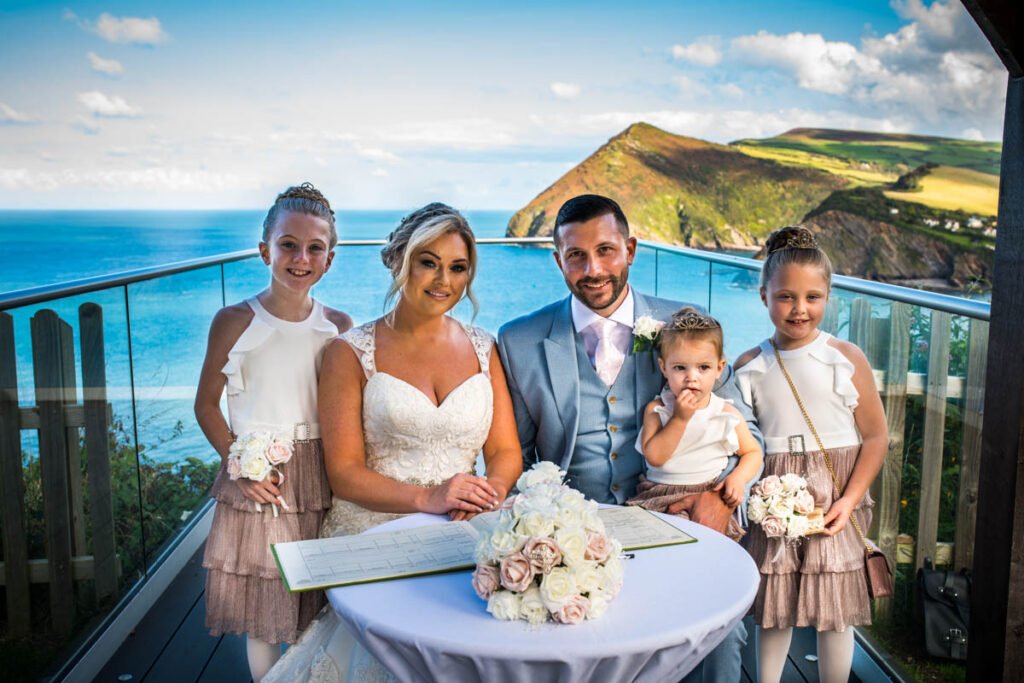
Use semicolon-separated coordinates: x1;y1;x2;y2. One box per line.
631;315;666;353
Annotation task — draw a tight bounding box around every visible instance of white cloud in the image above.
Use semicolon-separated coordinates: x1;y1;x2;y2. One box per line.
550;82;582;100
93;13;168;45
355;145;400;162
671;38;722;66
718;83;744;98
379;118;520;149
0;102;33;124
78;91;142;118
88;52;124;75
732;31;879;95
961;127;985;141
71;115;100;135
372;168;389;177
672;75;709;96
0;167;248;193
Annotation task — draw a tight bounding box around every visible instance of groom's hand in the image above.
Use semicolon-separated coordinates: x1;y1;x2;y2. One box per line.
667;490;735;535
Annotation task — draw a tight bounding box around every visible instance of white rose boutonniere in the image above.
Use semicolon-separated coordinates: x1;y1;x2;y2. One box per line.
632;315;666;352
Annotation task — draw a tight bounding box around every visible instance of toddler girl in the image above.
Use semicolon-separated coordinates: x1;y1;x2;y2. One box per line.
735;226;887;683
195;183;352;682
627;307;762;541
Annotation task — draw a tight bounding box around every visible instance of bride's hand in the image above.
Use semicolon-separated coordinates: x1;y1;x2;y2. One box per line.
422;473;499;515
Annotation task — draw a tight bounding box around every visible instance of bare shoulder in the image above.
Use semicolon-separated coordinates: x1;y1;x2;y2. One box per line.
323;306;354;333
827;336;870;366
733;345;762;370
210;302;253;339
721;401;742;416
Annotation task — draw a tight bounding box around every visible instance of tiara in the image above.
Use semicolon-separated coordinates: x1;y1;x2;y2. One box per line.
667;310;720;331
768;228;818;254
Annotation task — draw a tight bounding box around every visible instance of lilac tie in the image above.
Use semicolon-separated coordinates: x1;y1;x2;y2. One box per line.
593;318;624;386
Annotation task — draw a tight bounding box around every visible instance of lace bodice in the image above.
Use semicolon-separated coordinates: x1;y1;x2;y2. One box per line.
320;320;494;537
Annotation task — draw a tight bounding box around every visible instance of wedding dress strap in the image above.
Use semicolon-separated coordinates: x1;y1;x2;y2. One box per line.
341;322;377;380
462;323;494;378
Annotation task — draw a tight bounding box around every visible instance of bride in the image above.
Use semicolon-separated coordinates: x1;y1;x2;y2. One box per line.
264;203;522;682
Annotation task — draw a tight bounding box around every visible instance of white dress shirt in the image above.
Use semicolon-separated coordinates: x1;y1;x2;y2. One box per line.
571;286;635;371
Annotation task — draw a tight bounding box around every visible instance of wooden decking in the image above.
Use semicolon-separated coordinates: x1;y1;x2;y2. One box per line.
97;543;890;683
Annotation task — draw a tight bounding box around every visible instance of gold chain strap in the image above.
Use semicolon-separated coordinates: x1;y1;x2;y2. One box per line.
770;337;872;554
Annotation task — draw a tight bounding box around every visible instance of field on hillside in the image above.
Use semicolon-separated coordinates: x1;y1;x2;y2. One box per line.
884;165;1000;215
732;143;896;185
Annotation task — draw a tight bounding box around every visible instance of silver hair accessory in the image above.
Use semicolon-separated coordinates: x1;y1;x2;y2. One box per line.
667;310;720;331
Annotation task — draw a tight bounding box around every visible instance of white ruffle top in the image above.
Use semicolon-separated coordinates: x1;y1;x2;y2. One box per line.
639;389;742;485
735;331;861;455
220;297;338;437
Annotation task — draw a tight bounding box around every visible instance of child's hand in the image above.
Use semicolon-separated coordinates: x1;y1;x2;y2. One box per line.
672;389;702;422
237;477;282;505
718;474;745;509
823;496;856;536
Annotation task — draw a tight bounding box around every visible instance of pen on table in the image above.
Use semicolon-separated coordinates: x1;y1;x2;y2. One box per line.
619;552;636;560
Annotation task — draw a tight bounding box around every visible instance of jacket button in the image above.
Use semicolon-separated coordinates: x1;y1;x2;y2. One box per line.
610;452;619;460
611;484;620;492
608;395;617;404
609;425;618;433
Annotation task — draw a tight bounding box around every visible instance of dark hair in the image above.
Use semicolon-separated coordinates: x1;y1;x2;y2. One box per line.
262;182;337;247
659;306;724;360
553;194;629;246
760;225;833;289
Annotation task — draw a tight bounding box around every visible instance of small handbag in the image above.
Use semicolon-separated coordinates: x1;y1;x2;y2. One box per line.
770;338;895;600
917;557;970;659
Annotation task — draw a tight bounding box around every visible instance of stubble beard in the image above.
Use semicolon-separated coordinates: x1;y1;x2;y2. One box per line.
568;266;630;312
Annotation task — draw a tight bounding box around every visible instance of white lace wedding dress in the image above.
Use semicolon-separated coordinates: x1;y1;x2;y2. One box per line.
263;320;495;683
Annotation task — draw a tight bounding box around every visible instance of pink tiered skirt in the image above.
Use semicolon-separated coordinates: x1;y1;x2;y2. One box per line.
744;444;872;632
202;438;332;644
627;475;745;542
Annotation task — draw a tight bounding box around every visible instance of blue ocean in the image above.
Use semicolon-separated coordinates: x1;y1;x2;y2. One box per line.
0;210;773;463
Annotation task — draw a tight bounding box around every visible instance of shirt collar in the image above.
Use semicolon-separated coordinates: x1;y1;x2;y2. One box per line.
571;286;635;333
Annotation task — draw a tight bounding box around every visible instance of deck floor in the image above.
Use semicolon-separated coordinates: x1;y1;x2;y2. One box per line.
98;543;882;683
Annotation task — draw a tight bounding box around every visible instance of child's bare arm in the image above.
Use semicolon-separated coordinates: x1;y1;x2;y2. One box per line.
719;412;763;507
641;399;691;467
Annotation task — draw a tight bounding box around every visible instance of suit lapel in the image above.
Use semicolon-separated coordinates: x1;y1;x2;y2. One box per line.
542;297;581;470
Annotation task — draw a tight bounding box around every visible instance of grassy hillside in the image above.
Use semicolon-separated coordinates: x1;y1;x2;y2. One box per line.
507;122;845;246
884;165;1000;216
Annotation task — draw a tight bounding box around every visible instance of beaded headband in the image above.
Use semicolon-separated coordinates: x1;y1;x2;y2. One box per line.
666;309;721;331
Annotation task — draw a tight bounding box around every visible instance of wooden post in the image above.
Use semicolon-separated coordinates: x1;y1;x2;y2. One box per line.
80;303;118;606
59;319;86;557
0;312;31;635
954;320;988;572
31;309;75;636
875;302;910;619
915;310;951;570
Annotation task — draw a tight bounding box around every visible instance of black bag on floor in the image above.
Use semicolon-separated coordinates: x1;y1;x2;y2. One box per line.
917;557;971;660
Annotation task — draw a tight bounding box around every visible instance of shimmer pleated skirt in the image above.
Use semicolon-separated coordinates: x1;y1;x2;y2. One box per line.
744;444;872;632
202;438;332;644
627;474;745;542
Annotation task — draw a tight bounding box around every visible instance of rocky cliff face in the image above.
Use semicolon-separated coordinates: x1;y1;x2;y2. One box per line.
800;210;991;290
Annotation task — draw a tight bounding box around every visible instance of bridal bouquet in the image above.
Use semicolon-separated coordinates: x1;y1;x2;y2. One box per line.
746;474;824;540
472;462;624;625
227;430;293;516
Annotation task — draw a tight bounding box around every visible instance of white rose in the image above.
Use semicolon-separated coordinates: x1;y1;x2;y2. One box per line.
599;554;624;593
517;462;565;491
554;526;588;566
486;591;522;621
759;475;783;497
780;473;805;493
540;567;577;610
488;527;526;558
572;561;602;594
239;450;272;481
747;496;768;524
517;511;556;538
586;590;611;620
786;514;810;540
633;315;665;340
519;586;549;625
793;489;816;515
768;497;794;520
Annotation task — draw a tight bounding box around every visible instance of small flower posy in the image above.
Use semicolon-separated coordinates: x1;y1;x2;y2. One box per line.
631;315;666;353
227;431;294;517
472;462;624;625
746;474;824;541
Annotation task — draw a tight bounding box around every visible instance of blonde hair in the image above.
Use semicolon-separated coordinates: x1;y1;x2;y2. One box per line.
659;307;725;360
760;225;833;289
381;203;478;318
262;182;337;247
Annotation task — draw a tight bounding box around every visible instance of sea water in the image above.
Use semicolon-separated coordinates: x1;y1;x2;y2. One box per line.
0;210;772;464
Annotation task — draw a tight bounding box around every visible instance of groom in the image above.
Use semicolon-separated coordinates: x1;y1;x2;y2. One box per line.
497;194;759;682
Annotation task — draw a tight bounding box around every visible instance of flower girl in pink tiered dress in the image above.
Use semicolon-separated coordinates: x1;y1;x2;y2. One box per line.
194;184;352;682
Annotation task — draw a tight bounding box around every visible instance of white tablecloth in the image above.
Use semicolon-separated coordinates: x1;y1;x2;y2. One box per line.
327;512;758;683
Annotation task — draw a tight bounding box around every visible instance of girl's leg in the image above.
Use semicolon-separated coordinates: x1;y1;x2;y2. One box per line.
757;626;793;683
246;636;282;683
816;628;855;683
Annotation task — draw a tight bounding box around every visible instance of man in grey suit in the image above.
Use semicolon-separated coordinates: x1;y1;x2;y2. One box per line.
497;194;759;682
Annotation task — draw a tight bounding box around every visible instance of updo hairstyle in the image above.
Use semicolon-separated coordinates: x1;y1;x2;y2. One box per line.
381;202;478;317
659;306;724;361
759;225;832;289
262;182;338;248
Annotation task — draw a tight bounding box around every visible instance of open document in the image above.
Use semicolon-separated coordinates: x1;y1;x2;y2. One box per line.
273;506;696;592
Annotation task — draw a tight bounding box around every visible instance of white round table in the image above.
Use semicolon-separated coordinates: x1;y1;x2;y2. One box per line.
326;512;758;683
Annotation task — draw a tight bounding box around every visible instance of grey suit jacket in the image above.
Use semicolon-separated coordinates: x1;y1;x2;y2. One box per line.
497;290;762;474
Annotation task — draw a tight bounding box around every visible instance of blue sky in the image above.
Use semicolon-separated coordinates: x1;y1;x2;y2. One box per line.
0;1;1006;209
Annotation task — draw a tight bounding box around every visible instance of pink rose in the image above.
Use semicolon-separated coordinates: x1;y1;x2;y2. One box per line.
472;563;500;599
584;531;612;563
761;515;786;539
226;455;242;480
499;552;535;593
793;489;816;515
759;476;783;497
552;594;590;625
524;537;563;574
266;439;292;466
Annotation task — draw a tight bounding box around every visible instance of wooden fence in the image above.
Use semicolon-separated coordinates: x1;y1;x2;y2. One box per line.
823;297;986;618
0;305;117;636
